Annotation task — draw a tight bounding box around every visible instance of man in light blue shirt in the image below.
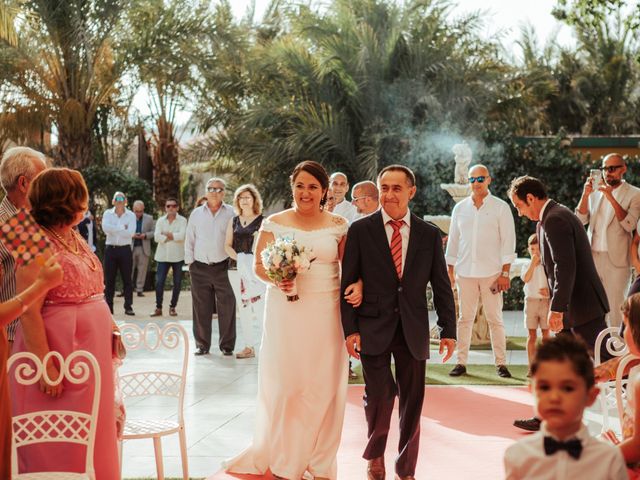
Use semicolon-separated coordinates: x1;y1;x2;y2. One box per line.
185;178;236;356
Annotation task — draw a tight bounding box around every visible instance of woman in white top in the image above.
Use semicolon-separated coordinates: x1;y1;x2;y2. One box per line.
151;197;187;317
224;184;265;359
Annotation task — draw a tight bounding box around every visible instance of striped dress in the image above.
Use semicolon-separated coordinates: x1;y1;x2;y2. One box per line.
0;195;17;479
0;195;18;340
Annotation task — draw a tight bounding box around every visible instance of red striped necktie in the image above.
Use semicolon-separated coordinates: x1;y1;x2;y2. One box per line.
389;219;404;278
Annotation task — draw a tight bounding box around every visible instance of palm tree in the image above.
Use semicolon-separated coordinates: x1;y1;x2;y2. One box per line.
188;0;506;207
0;0;126;168
120;0;211;208
553;0;640;134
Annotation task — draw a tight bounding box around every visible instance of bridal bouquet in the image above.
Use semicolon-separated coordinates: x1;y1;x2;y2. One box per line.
261;237;315;302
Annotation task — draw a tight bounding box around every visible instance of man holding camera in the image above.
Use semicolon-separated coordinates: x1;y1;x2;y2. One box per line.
575;153;640;327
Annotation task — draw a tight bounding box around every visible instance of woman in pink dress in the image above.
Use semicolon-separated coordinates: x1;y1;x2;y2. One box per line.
11;168;119;479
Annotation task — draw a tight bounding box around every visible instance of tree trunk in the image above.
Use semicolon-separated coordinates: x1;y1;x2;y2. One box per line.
151;116;181;210
56;126;93;170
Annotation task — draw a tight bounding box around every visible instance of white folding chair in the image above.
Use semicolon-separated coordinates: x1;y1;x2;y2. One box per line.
615;353;640;433
8;350;101;480
118;322;189;480
594;326;628;432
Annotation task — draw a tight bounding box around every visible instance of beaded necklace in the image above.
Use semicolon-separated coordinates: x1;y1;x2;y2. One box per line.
44;226;99;271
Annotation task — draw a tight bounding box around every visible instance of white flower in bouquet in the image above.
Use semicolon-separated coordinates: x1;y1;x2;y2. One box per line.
261;236;315;301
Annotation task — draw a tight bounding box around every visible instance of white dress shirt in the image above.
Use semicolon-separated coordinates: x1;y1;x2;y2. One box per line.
381;208;411;273
102;207;136;246
591;186;623;252
520;259;550;299
504;423;627;480
445;193;517;278
154;214;188;263
184;203;234;265
334;200;360;224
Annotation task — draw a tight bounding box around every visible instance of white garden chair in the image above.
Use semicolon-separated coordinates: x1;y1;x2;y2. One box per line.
615;353;640;433
118;322;189;480
594;326;628;432
8;350;101;480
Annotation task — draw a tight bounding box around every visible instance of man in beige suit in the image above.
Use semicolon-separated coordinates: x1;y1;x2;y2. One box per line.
576;153;640;327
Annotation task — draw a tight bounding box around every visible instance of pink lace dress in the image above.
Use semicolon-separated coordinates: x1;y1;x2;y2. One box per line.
11;233;119;479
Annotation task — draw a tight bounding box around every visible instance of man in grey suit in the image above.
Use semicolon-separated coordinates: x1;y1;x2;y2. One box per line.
132;200;155;297
509;175;610;432
575;153;640;326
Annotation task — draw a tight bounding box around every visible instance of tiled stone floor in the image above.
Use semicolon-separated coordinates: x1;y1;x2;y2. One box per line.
113;278;610;478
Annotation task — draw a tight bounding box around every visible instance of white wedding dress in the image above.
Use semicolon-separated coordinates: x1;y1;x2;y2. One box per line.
224;219;349;479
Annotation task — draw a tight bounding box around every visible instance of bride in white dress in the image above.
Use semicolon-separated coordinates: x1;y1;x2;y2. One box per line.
224;161;360;480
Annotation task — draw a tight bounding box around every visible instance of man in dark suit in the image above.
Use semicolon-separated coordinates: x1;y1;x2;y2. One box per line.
508;175;609;431
509;176;609;341
341;165;456;480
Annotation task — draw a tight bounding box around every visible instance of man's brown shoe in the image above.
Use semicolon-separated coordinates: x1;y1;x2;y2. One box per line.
150;308;162;317
169;307;177;316
367;457;385;480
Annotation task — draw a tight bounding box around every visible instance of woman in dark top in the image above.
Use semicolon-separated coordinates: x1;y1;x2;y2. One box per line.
225;184;265;359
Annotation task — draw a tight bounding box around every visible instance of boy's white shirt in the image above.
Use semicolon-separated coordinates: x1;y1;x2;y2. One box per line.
504;422;627;480
520;259;550;300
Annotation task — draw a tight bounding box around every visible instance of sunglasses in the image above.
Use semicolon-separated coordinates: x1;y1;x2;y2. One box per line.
601;165;624;173
468;176;487;183
114;196;125;202
165;204;178;208
207;187;224;193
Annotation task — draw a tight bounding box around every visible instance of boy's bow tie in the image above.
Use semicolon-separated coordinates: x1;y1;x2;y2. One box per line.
543;436;583;459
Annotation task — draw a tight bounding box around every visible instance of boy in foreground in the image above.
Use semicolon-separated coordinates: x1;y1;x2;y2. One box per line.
504;335;627;479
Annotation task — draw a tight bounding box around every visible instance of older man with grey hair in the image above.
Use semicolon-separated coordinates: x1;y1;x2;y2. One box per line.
0;146;48;342
185;177;236;356
131;200;155;297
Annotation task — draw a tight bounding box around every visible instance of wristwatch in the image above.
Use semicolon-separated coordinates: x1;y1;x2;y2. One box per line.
501;271;510;278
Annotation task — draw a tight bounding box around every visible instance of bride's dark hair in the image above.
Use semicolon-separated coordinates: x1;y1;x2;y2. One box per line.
290;160;329;208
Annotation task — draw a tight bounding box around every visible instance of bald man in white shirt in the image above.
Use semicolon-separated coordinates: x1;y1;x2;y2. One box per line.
446;164;517;378
351;180;380;216
575;153;640;327
330;172;360;223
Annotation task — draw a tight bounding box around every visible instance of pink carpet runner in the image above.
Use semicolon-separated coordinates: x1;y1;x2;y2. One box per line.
208;385;534;479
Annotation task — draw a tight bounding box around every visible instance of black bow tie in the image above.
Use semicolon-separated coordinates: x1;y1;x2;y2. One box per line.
544;436;583;459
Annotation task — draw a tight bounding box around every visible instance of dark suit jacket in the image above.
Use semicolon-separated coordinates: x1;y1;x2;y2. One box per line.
77;215;97;248
340;210;456;360
539;200;609;328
